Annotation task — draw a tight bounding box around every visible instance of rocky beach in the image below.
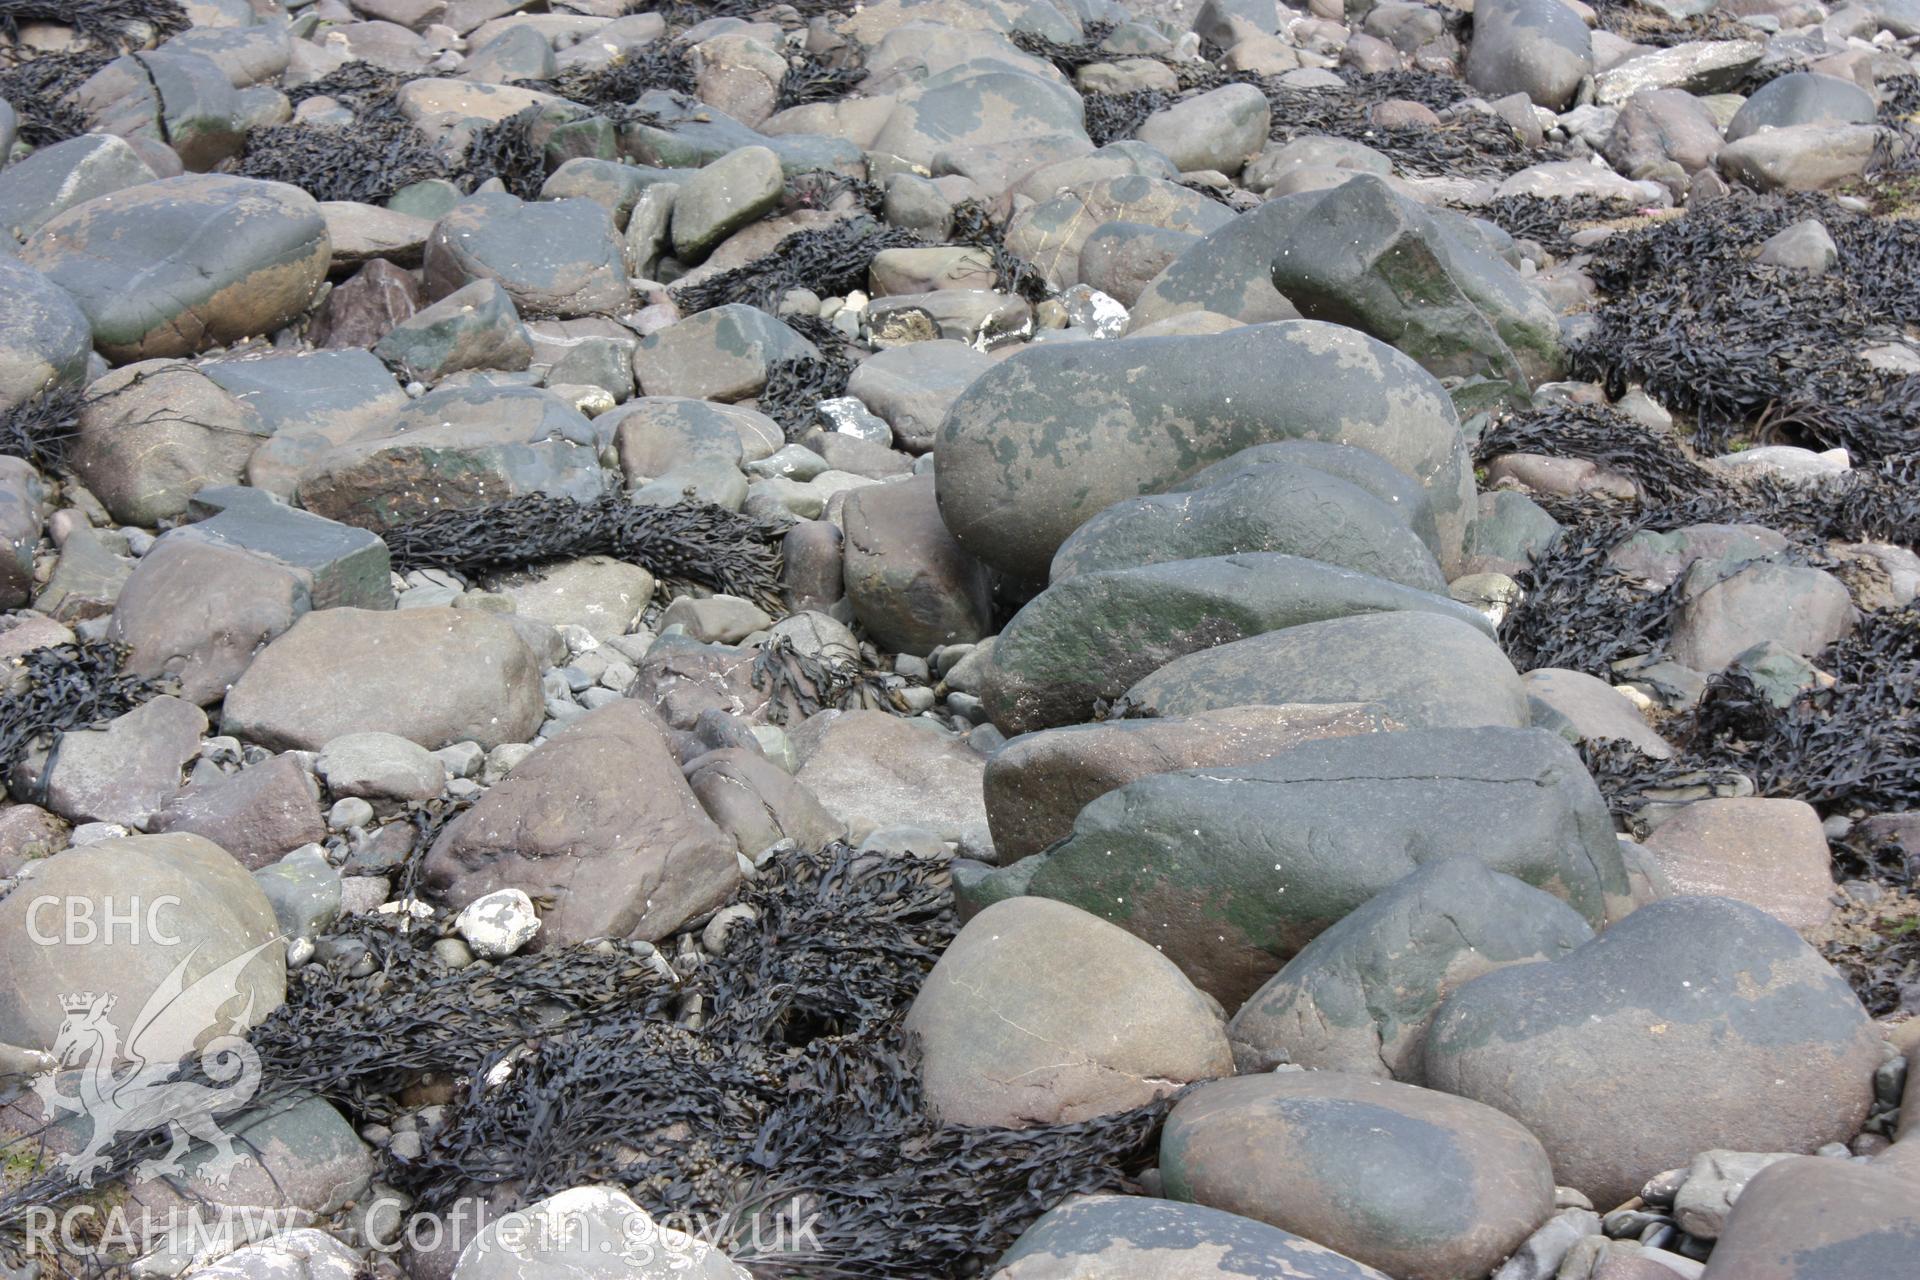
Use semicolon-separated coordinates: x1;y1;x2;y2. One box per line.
0;0;1917;1276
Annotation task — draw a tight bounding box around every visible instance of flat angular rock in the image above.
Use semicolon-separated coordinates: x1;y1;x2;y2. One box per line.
904;897;1231;1128
373;278;533;382
1050;460;1447;591
632;303;820;402
791;709;987;842
175;486;393;611
424;701;739;945
982;554;1491;736
20;174;330;361
1118;610;1529;731
223;607;542;751
107;534;310;705
1523;667;1673;759
1642;798;1833;930
992;1193;1394;1279
1023;726;1633;1004
68;360;268;527
1161;1071;1556;1280
842;475;992;655
0;833;283;1064
984;702;1396;863
423;193;628;317
1425;895;1884;1209
1228;856;1595;1079
1270;175;1562;394
18;696;206;829
935;320;1473;581
149;756;327;870
1595;40;1766;105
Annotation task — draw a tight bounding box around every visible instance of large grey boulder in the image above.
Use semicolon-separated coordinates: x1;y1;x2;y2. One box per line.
1726;72;1877;143
1228;857;1595;1080
1269;175;1562;395
1118;610;1528;730
1133;83;1272;176
1049;460;1446;591
1466;0;1594;110
423;193;628;317
632;303;820;402
994;1195;1393;1279
1699;1155;1920;1280
68;361;268;527
223;607;542;751
1125;195;1310;333
1019;726;1635;1005
903;897;1231;1128
1161;1072;1556;1280
1603;89;1727;180
934;320;1474;581
981;554;1491;736
0;258;90;410
1426;896;1885;1209
424;702;740;946
0;833;283;1064
19;175;329;361
983;702;1396;863
0;134;157;241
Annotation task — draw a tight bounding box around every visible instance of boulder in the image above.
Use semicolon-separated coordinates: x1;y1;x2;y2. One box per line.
1079;220;1200;306
0;257;92;409
981;554;1492;735
869;69;1089;172
1269;175;1562;394
425;702;740;946
844;340;993;453
316;732;446;803
841;475;992;655
16;696;206;829
0;833;283;1063
992;1194;1393;1279
1726;72;1877;144
0;457;48;610
423;193;628;317
169;486;393;612
670;144;785;262
934;320;1473;582
1004;174;1233;290
1718;123;1886;192
1228;857;1595;1079
68;361;267;527
903;897;1231;1128
372;278;534;382
223;607;543;751
1466;0;1594;110
1022;726;1633;1005
983;703;1396;863
791;710;987;842
19;175;329;361
1667;559;1856;673
1603;89;1726;179
684;747;845;856
1523;667;1673;760
1117;610;1529;731
1640;798;1833;930
1132;83;1271;175
107;534;310;705
632;303;820;402
1594;40;1766;105
1161;1072;1556;1280
1125;196;1310;334
148;756;328;871
490;555;655;641
1049;460;1446;591
1425;895;1885;1209
0;134;158;242
1700;1154;1920;1279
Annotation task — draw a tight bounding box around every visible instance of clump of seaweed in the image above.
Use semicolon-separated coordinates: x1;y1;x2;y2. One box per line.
0;384;85;471
0;641;167;795
0;50;105;144
382;492;788;612
0;0;187;53
671;216;925;315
